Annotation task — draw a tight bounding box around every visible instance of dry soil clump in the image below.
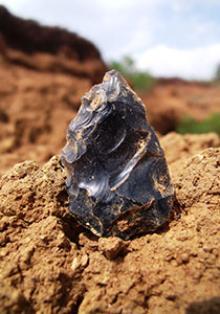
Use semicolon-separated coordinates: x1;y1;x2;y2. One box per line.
0;134;219;314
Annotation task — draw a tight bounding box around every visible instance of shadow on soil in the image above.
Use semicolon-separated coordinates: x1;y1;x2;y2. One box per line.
186;297;220;314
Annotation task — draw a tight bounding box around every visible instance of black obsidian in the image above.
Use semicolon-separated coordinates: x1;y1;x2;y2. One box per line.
61;70;174;239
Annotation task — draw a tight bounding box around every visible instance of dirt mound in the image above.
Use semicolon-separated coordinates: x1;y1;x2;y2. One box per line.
161;132;220;175
0;62;91;175
0;6;100;60
0;133;219;314
143;80;220;134
0;7;106;84
0;6;106;175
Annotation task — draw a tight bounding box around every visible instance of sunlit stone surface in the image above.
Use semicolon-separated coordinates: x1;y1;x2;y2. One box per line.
61;70;174;239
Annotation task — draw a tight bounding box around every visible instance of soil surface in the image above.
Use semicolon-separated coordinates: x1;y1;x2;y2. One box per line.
0;133;219;314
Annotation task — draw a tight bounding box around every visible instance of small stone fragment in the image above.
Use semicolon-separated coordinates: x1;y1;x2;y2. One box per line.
61;70;174;239
98;237;128;260
71;253;89;272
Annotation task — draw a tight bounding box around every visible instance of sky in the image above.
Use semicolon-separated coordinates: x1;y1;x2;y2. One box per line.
1;0;220;80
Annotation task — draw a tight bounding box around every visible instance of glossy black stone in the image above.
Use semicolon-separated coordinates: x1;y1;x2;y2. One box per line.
61;70;174;239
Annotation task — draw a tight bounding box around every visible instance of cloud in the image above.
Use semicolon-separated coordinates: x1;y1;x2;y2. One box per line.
136;44;220;79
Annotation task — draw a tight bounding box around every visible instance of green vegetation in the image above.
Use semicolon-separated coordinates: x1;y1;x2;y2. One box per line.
176;113;220;134
214;64;220;81
110;56;155;92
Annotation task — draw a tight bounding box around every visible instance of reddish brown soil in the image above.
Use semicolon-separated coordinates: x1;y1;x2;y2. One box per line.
1;60;220;175
0;60;92;175
0;133;219;314
0;6;106;175
142;79;220;134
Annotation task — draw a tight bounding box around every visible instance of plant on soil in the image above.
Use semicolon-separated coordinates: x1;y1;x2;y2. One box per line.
110;56;155;92
177;113;220;134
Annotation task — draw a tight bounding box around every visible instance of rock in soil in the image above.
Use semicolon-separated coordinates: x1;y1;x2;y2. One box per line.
0;135;219;314
61;70;174;239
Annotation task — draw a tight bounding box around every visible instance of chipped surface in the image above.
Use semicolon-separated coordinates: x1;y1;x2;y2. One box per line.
61;70;174;238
